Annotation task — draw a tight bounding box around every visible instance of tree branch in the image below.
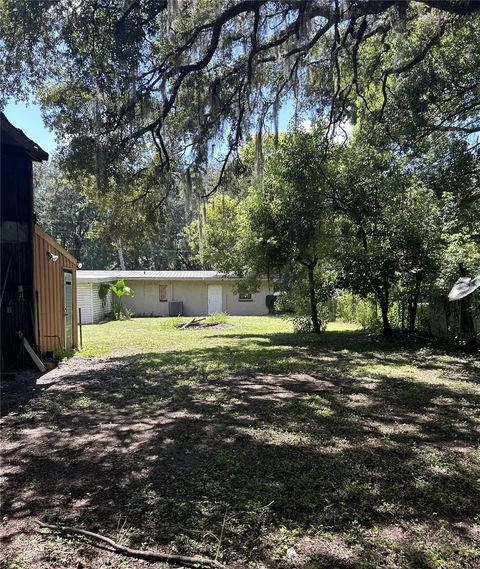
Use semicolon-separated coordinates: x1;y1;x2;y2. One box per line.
36;520;226;569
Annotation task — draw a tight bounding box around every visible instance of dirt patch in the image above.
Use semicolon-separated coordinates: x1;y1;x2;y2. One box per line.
1;369;47;417
1;338;479;569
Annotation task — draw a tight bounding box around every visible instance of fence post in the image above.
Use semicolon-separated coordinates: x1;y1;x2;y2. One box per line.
78;307;83;348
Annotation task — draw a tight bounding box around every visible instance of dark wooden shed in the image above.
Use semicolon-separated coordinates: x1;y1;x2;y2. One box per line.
1;112;77;370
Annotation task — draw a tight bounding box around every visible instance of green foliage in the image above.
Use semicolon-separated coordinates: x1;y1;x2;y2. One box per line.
276;265;336;321
205;312;229;325
98;280;134;320
3;0;476;344
337;293;383;332
327;132;448;335
54;347;76;361
290;315;316;334
354;299;383;333
34;157;198;270
265;294;276;315
335;291;358;323
337;292;416;333
189;132;331;333
98;283;112;308
187;194;243;270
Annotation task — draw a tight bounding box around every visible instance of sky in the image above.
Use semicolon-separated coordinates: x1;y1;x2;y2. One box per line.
3;97;300;159
4;100;57;155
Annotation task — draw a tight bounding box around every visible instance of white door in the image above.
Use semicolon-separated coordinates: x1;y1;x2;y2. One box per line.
207;285;222;315
64;271;73;349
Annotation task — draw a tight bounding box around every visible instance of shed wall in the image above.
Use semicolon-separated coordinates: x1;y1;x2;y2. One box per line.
430;301;480;339
34;226;78;354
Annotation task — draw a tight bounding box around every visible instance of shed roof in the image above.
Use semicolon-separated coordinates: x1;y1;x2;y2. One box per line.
34;225;78;266
1;113;49;161
77;270;236;283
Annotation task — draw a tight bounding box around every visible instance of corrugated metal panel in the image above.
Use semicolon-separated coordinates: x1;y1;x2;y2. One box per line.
34;225;78;354
77;270;229;282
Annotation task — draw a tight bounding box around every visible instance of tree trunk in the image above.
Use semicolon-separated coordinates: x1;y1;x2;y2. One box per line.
117;239;126;270
408;295;419;332
307;263;321;334
458;265;477;353
148;238;156;270
73;235;82;264
380;301;392;336
408;271;423;332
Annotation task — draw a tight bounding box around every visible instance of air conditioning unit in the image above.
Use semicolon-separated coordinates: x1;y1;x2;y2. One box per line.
168;301;183;316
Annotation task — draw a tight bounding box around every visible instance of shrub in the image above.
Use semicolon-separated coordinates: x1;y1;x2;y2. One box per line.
99;280;134;320
286;303;329;334
416;303;431;332
291;315;314;333
205;312;229;325
355;298;383;332
265;294;276;314
335;291;358;322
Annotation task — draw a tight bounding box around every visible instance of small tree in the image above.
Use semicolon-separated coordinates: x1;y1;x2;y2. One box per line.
99;280;134;320
329;136;414;336
245;131;330;333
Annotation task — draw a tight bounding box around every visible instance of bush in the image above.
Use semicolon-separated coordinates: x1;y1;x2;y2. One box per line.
99;280;134;320
336;292;383;331
287;303;329;334
265;294;276;314
416;303;431;332
335;291;358;322
291;315;314;333
355;299;383;331
205;312;229;325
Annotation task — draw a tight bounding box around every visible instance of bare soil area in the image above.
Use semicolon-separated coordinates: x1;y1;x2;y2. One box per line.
1;324;479;568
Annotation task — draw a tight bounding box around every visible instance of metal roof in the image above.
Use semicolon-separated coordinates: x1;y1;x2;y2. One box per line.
76;270;234;283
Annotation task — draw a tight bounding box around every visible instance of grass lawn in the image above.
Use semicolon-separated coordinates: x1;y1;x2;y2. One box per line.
1;316;479;568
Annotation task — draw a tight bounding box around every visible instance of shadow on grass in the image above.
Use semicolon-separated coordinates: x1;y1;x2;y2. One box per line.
2;330;479;567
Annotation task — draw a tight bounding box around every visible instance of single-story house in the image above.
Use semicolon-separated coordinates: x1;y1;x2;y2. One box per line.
1;113;78;369
77;270;273;322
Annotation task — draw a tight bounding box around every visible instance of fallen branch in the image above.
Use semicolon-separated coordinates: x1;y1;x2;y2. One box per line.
180;317;198;329
179;317;207;329
35;520;226;569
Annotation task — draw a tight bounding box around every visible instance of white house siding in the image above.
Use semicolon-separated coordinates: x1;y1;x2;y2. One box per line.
121;279;273;317
122;280;170;317
77;283;111;324
77;284;93;324
223;281;273;315
172;281;209;315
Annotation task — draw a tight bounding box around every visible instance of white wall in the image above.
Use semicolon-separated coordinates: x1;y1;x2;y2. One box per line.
121;280;170;316
77;283;111;324
121;279;273;317
223;280;273;315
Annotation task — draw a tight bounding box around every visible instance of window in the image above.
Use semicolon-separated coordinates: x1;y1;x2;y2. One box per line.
159;284;168;302
238;293;252;302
